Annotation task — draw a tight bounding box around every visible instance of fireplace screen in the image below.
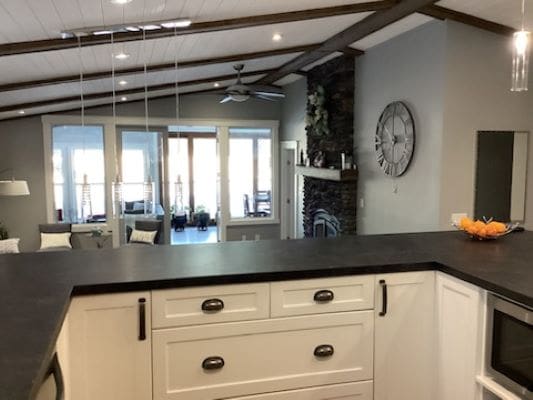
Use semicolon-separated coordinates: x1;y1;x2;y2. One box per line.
313;209;341;237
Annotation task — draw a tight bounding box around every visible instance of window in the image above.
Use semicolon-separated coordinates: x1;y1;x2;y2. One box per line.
168;137;190;212
229;128;273;219
52;125;105;223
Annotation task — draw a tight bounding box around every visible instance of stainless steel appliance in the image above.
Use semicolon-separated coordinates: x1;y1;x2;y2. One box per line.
486;294;533;399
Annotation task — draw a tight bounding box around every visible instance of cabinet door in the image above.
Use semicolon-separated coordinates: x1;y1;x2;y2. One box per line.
374;271;436;400
436;272;483;400
68;292;152;400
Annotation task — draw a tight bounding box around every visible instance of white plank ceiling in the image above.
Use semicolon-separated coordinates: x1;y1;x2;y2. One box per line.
0;0;523;120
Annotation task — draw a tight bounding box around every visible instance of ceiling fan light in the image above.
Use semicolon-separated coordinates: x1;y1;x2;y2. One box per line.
230;94;250;102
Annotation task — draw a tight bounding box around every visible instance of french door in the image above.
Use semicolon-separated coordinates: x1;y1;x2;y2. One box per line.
117;126;171;244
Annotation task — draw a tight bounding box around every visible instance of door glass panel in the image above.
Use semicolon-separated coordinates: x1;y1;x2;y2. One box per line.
121;131;162;216
193;138;217;216
51;125;105;223
229;128;273;219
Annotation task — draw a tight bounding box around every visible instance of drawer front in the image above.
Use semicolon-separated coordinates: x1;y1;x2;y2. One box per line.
152;283;270;328
226;381;374;399
270;276;374;317
153;311;374;400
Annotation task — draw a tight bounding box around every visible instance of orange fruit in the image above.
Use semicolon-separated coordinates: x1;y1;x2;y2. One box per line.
459;217;474;230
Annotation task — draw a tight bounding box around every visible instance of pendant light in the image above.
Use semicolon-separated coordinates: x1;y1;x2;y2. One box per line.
173;26;184;214
512;0;530;91
78;35;93;222
142;19;155;215
111;31;125;217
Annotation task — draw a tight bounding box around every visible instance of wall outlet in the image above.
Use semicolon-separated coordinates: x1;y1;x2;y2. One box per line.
359;198;365;208
451;213;468;225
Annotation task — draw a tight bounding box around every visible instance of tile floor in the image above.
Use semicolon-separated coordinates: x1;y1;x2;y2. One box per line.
171;226;218;245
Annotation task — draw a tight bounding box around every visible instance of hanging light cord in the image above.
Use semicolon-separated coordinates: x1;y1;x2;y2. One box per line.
143;24;149;133
522;0;526;31
78;35;84;128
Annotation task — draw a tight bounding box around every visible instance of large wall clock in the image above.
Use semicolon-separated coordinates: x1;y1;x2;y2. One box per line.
375;101;415;177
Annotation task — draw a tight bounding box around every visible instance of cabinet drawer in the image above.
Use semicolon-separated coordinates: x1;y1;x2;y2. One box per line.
152;283;269;328
153;311;374;400
226;381;373;399
270;276;374;317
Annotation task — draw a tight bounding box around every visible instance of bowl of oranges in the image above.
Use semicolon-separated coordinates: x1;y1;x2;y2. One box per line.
454;217;517;240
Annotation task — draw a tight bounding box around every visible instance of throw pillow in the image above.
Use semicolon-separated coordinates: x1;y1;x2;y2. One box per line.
0;238;20;254
40;232;72;250
130;229;157;245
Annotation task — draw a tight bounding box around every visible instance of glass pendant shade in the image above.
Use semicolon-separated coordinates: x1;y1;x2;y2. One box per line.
511;30;530;91
112;178;124;217
174;174;184;212
81;173;92;220
143;177;154;214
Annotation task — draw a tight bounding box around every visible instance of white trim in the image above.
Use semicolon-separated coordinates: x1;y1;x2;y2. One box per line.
280;140;299;239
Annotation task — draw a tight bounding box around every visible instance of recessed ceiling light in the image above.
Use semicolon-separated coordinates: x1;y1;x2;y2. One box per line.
213;82;220;88
140;24;161;31
110;0;133;5
114;52;130;60
93;30;113;36
121;96;128;101
161;19;192;29
272;33;283;42
118;80;128;86
18;110;25;115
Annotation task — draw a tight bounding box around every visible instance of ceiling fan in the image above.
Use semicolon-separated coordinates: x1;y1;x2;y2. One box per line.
219;64;285;103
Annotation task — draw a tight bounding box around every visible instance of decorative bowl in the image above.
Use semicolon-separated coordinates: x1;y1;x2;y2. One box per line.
453;218;518;241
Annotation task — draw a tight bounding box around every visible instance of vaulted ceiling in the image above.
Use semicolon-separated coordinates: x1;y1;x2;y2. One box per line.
0;0;524;120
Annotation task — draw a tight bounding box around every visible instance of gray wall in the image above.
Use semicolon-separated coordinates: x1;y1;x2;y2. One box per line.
0;94;281;251
354;21;447;235
439;21;533;230
0;116;48;251
279;77;308;238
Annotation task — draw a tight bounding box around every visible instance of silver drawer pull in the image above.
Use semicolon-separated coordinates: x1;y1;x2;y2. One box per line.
314;344;334;358
314;290;334;303
202;356;225;370
201;298;224;313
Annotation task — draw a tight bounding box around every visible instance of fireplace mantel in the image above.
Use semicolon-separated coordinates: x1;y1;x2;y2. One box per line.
296;165;357;182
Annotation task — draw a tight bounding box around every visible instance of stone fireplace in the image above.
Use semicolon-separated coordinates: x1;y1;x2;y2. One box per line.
301;54;357;237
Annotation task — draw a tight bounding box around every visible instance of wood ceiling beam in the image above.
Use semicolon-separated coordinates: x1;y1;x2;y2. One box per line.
419;5;515;36
0;69;275;113
0;1;393;57
0;43;323;93
257;0;439;85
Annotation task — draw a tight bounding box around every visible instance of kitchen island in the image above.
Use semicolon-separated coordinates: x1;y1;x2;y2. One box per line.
1;231;532;400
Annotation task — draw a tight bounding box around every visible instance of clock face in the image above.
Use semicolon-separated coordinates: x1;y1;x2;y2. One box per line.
375;101;415;177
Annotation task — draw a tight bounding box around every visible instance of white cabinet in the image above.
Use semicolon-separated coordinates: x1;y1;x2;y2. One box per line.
226;381;374;399
374;271;436;400
152;311;374;400
67;291;152;400
436;272;484;400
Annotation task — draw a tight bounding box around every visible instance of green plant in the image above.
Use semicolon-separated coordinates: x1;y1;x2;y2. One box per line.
306;85;330;136
0;221;9;240
195;205;207;213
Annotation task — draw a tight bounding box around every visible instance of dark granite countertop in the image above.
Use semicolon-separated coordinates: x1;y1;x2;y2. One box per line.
1;231;532;400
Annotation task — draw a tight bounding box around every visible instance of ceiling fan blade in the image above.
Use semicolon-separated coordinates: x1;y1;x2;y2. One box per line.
252;91;286;98
254;94;277;102
220;96;233;104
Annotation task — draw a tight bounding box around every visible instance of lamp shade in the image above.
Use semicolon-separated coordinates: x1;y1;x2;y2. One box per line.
0;180;30;196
